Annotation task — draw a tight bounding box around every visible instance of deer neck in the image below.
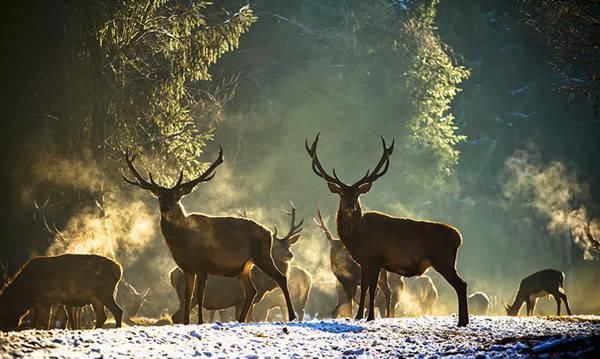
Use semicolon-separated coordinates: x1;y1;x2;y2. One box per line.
160;202;187;225
336;202;364;242
159;202;191;246
275;259;291;276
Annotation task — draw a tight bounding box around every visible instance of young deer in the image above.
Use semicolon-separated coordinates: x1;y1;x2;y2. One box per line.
306;134;468;326
122;148;296;324
170;205;303;323
505;269;572;316
314;207;396;318
0;254;123;331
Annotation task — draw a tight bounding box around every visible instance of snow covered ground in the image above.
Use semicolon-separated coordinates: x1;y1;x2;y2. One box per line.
1;316;599;358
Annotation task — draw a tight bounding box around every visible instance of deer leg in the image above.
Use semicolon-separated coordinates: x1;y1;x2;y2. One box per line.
238;270;257;322
101;293;123;328
67;306;76;330
552;294;561;316
33;304;51;329
530;298;538;316
183;272;196;325
253;260;296;321
559;292;572;315
378;271;392;318
525;299;532;316
195;272;207;324
333;280;356;318
435;266;468;326
355;266;369;320
74;307;82;330
367;265;381;321
91;299;107;329
207;310;216;323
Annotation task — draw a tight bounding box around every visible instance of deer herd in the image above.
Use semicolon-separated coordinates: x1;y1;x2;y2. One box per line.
0;134;576;332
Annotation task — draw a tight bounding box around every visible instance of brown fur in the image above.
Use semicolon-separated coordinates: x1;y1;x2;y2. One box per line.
170;209;302;323
506;269;572;316
122;149;296;324
0;254;123;331
306;134;469;326
314;207;402;318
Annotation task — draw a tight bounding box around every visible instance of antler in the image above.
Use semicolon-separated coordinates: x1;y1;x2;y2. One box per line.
121;151;160;191
313;206;335;242
305;133;347;187
274;202;304;241
173;145;224;191
33;199;66;244
354;136;394;187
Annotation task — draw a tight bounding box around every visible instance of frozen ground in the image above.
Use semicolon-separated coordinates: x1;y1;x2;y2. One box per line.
1;316;599;358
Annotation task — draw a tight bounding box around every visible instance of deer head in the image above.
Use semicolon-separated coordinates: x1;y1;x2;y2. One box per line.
271;204;304;262
121;146;224;215
118;280;150;318
33;199;66;245
305;134;394;215
505;303;519;316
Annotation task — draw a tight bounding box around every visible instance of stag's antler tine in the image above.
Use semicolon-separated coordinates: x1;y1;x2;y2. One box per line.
175;170;184;187
176;145;224;190
354;136;394;187
122;150;158;190
306;134;346;186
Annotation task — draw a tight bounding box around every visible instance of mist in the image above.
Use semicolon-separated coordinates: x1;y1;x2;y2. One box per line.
2;0;600;321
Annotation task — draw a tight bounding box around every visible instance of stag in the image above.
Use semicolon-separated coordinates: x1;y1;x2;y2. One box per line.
314;207;397;318
305;134;468;326
122;147;296;324
0;254;123;331
170;205;303;323
505;269;572;316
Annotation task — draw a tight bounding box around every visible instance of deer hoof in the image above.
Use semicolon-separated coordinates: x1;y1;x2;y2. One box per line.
457;318;468;327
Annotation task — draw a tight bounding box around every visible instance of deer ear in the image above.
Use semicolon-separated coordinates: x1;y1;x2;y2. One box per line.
327;182;341;194
357;182;372;194
288;234;301;245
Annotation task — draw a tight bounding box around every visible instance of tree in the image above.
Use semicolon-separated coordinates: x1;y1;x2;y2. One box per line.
523;0;600;114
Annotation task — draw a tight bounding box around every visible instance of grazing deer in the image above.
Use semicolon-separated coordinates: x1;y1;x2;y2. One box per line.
306;134;468;326
412;275;438;315
468;292;490;315
170;205;303;323
314;207;396;318
32;201;99;330
116;280;150;324
0;254;123;331
505;269;572;316
122;148;297;324
253;265;313;321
